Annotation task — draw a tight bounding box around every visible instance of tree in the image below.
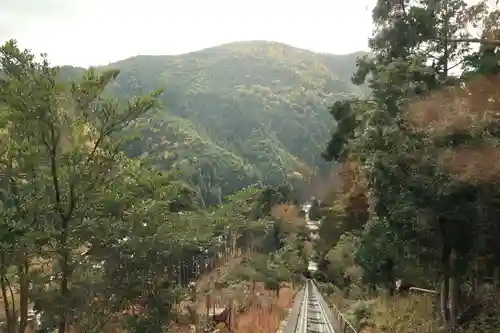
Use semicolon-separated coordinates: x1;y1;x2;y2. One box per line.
0;39;167;333
321;0;500;329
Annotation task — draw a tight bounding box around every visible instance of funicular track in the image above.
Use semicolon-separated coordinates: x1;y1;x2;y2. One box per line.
284;280;343;333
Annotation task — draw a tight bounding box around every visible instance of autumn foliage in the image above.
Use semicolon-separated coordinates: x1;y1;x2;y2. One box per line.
406;74;500;136
323;159;369;219
235;287;294;333
406;74;500;183
272;204;305;226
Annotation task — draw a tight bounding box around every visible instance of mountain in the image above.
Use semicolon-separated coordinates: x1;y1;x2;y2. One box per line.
60;41;368;206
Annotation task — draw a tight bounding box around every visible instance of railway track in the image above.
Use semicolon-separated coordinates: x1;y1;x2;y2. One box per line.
285;280;338;333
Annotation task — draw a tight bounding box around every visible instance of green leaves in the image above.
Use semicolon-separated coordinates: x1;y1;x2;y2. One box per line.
321;0;500;296
0;38;321;333
0;39;182;333
93;41;368;205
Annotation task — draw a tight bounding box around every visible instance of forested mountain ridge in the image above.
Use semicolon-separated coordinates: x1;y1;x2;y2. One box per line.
60;41;369;205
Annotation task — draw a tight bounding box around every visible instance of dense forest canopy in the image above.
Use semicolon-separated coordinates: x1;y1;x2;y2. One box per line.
2;0;500;333
0;40;313;333
58;41;369;206
316;0;500;332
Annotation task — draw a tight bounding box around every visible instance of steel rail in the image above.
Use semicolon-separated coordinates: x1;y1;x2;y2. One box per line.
313;280;358;333
289;280;337;333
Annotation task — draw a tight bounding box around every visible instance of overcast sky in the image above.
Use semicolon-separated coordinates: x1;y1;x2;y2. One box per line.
0;0;376;67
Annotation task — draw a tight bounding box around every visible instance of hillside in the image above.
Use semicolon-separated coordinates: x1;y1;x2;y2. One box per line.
61;41;368;206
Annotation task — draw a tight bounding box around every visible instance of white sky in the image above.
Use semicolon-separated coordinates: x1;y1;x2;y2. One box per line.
0;0;376;67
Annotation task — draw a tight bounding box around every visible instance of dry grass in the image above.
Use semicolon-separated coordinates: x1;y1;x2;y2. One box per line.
328;293;440;333
234;305;283;333
173;274;297;332
368;295;440;333
234;287;295;333
174;286;296;333
327;292;350;312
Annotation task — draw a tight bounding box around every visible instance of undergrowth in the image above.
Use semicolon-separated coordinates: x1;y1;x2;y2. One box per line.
319;282;500;333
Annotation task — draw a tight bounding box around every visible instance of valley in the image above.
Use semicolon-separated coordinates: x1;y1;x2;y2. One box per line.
59;41;368;205
1;0;500;332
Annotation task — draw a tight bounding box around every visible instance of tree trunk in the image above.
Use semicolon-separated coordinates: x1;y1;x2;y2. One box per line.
6;277;16;328
494;266;500;296
440;243;451;326
472;259;478;299
58;223;71;333
177;262;182;285
449;276;459;328
228;300;236;333
206;294;211;318
231;231;237;258
449;247;464;328
0;250;14;333
17;257;29;333
440;279;450;325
